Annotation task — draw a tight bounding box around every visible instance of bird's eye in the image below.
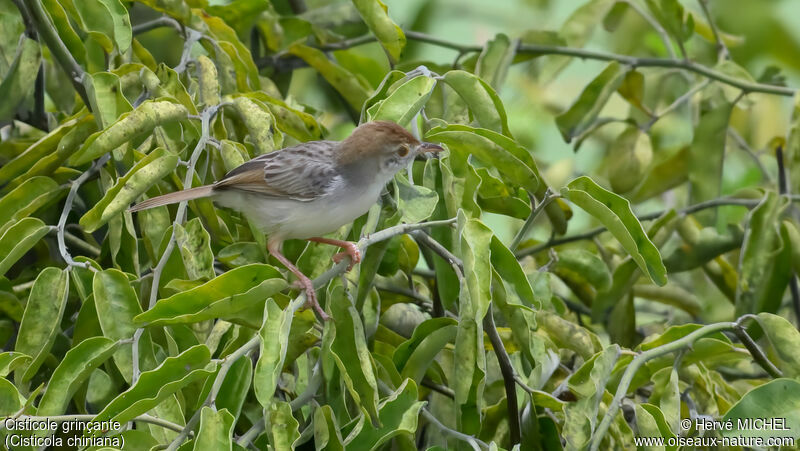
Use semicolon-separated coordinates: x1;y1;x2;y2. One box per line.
397;145;410;157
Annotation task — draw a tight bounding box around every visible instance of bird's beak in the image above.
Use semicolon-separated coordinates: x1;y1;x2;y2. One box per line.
416;142;444;153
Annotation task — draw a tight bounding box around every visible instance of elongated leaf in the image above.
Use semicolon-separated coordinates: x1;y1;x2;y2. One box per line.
15;268;68;382
0;352;31;378
0;36;40;121
314;405;345;450
351;0;406;62
0;176;60;230
330;286;380;426
80;148;178;232
267;401;300;451
736;192;789;315
174;218;215;280
562;176;667;285
367;75;436;126
253;298;293;407
94;345;214;424
475;33;515;90
37;337;117;415
688;103;733;210
393;317;457;384
345;379;425;451
555;62;627;142
135;264;286;327
232;96;275;155
563;345;620;450
443;70;510;135
288;44;370;110
0;218;49;275
74;0;132;53
193;407;235;450
93;269;150;383
756;313;800;378
70;100;188;165
86;72;132;128
426;126;539;193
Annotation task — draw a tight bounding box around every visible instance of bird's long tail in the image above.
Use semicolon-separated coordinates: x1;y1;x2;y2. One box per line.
129;185;214;212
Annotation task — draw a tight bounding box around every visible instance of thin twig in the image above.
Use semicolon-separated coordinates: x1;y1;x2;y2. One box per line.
421;379;456;399
696;0;730;60
56;155;111;271
516;195;800;258
644;79;711;131
776;144;800;327
421;408;488;451
483;309;521;445
257;30;796;97
623;0;678;59
510;190;557;251
732;325;782;378
727;128;772;182
132;17;182;35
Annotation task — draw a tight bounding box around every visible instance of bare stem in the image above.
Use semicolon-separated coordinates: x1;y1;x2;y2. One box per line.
56;154;110;271
510;190;557;251
483;308;521;445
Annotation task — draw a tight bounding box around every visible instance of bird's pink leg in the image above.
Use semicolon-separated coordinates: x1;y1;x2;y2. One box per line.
307;237;362;271
267;239;330;321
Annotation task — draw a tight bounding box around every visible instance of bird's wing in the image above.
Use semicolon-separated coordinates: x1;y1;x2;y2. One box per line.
213;141;340;201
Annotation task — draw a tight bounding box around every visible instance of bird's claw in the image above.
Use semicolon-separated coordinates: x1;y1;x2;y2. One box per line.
332;244;361;271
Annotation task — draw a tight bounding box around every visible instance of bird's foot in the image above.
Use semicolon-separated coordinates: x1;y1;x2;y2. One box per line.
332;242;361;271
296;277;329;321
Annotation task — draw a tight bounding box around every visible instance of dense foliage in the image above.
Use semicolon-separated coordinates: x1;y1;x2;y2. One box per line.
1;0;800;449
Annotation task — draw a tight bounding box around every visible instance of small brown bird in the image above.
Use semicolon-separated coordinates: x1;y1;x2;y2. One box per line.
131;121;443;320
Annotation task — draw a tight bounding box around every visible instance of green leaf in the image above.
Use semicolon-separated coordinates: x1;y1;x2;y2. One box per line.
0;36;40;121
563;345;620;450
607;126;652;194
70;100;188;165
330;286;380;426
351;0;406;62
174;218;215;280
663;223;743;272
0;114;92;185
345;379;425;451
0;377;22;416
367;75;436;126
314;405;345;450
785;220;800;275
426;125;539;193
475;33;515;90
135;264;287;327
80;147;179;232
193;407;235;451
555;61;627;142
288;43;370;110
443;70;511;135
688;103;733;209
723;378;800;439
240;92;322;142
736;192;790;315
0;218;49;275
562;176;667;286
37;337;117;416
553;249;612;294
395;174;438;223
267;401;300;451
15;267;68;382
0;352;31;378
74;0;132;53
93;268;149;383
393;317;457;384
94;345;214;424
0;176;60;231
756;313;800;378
85;72;133;128
253;298;293;407
231;96;275;155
